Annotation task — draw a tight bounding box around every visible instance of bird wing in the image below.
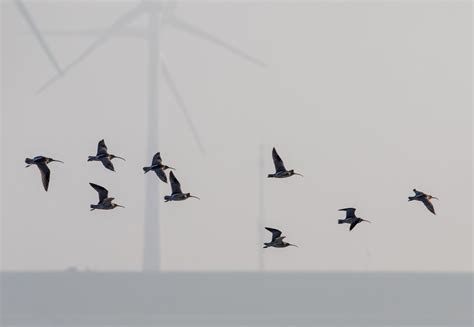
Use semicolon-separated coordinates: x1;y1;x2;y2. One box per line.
102;197;114;205
272;147;286;172
339;208;356;219
413;189;424;196
154;168;168;183
97;139;108;155
265;227;282;242
37;162;50;191
421;198;436;215
89;183;109;202
169;171;182;194
101;157;115;171
349;220;359;231
275;236;286;244
151;152;162;165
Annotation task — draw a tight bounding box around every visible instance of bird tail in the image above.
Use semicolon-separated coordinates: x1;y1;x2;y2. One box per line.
87;156;95;162
267;174;274;178
90;205;96;211
338;219;345;224
143;166;153;174
408;196;415;201
25;158;34;165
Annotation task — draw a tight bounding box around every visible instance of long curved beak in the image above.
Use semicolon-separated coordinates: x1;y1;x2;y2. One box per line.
432;196;439;200
116;204;125;208
52;159;64;163
289;244;298;247
114;155;126;161
294;172;304;177
190;195;200;200
362;219;371;223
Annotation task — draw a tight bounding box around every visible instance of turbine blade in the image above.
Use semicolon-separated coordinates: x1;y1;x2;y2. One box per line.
15;0;62;74
36;27;147;39
37;3;144;93
161;59;205;154
167;16;265;68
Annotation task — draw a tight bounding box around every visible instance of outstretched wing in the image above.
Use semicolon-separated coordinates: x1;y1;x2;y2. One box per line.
155;168;168;183
265;227;282;242
421;198;436;215
272;147;286;173
339;208;356;219
151;152;162;165
89;183;109;202
413;189;424;196
169;171;182;194
349;220;359;231
37;162;50;191
97;139;108;155
100;157;115;172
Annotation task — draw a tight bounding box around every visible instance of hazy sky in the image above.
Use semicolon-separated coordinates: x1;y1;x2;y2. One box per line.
1;0;472;272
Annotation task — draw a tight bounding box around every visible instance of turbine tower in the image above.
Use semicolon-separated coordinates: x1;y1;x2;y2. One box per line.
16;0;264;271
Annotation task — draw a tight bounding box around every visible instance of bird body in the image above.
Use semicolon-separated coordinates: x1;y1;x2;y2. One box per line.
268;147;302;178
408;189;438;214
143;152;175;183
164;171;199;202
337;208;371;231
87;139;125;172
263;227;297;248
25;155;63;191
89;183;124;210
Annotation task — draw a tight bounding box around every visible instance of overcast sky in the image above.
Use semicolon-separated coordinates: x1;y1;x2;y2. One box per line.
1;0;472;272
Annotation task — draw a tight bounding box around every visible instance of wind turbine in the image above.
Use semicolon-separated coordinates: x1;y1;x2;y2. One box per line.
16;0;265;271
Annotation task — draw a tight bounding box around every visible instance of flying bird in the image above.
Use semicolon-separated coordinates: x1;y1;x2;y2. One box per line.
143;152;175;183
89;183;124;210
267;147;303;178
263;227;298;248
338;208;371;231
164;171;200;202
408;189;438;215
87;139;125;172
25;156;64;191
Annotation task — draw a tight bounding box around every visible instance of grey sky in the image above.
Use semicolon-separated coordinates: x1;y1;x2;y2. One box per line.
1;0;472;272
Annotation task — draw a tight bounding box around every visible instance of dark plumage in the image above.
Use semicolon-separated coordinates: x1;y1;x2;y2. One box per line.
263;227;297;248
25;155;64;191
143;152;175;183
164;171;199;202
408;189;438;215
337;208;371;231
89;183;124;210
87;139;125;172
267;147;302;178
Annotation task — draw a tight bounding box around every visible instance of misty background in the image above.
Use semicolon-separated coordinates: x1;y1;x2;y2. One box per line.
1;0;472;272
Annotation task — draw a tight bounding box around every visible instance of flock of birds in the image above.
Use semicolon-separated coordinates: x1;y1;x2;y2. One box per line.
25;140;439;249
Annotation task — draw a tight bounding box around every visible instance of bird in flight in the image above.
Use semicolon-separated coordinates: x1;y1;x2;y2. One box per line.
263;227;298;248
88;139;125;172
267;147;303;178
338;208;371;231
408;189;438;215
89;183;124;211
143;152;175;183
25;156;64;191
164;171;200;202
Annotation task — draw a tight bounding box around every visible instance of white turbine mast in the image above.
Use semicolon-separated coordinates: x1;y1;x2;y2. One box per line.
16;0;265;272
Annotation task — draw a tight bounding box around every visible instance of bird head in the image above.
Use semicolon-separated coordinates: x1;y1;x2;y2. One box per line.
186;193;200;200
290;170;303;177
111;155;126;161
